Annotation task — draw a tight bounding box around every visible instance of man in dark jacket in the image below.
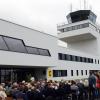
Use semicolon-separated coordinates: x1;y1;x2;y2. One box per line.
77;81;85;100
88;72;96;100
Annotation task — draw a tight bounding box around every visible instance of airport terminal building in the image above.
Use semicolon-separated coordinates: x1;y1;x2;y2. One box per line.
0;10;99;82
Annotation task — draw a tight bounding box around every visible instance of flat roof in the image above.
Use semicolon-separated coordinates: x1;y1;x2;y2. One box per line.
0;18;58;39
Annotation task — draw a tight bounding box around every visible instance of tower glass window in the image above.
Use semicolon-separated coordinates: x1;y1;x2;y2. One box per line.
67;10;97;24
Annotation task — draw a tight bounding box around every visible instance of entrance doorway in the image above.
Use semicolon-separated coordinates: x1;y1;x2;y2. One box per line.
0;67;47;83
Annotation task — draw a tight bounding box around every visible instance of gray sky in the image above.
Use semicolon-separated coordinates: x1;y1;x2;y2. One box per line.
0;0;100;36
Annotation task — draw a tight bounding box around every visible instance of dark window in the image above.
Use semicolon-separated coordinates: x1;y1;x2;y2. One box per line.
71;70;73;76
72;55;76;61
38;49;50;56
91;59;93;63
77;56;80;62
65;54;67;60
70;55;73;61
60;29;64;32
58;53;62;60
53;70;59;77
58;53;94;64
61;70;67;76
75;56;78;61
43;70;46;75
66;54;70;61
80;57;82;62
0;36;8;50
3;37;27;53
58;53;66;60
61;54;66;60
53;70;67;77
95;59;96;64
26;46;39;55
82;57;85;62
84;57;87;62
88;58;91;63
58;70;61;77
81;70;83;76
53;70;61;77
85;70;87;75
98;60;99;64
76;70;79;76
86;58;89;63
90;58;93;63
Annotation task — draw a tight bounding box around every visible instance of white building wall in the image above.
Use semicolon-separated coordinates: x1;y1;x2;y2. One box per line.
67;39;98;56
0;18;99;81
0;19;58;67
47;46;100;81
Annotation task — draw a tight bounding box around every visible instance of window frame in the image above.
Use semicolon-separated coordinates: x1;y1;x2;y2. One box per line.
3;35;27;53
71;70;73;76
0;36;9;51
0;35;51;56
38;48;51;56
81;70;83;76
26;46;40;55
76;70;79;76
85;70;87;75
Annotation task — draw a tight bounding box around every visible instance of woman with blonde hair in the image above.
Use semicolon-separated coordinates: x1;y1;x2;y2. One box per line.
0;85;7;100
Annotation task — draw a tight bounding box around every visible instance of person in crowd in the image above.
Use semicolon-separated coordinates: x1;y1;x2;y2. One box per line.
70;80;79;100
1;73;100;100
43;82;56;100
56;82;66;100
77;80;85;100
0;85;7;100
95;73;100;99
88;72;97;100
5;81;12;97
83;79;89;99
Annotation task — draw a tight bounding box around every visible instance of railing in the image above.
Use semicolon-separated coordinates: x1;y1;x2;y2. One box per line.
58;22;100;34
58;23;89;33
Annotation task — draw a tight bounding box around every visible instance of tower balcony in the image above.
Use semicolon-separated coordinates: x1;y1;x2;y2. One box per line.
57;20;99;43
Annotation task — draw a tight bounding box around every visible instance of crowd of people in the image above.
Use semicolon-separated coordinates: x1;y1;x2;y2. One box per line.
0;72;100;100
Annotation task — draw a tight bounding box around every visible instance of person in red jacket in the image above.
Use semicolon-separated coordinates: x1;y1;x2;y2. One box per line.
96;74;100;99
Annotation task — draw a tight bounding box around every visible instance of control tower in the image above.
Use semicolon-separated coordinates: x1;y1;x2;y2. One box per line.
57;10;100;56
